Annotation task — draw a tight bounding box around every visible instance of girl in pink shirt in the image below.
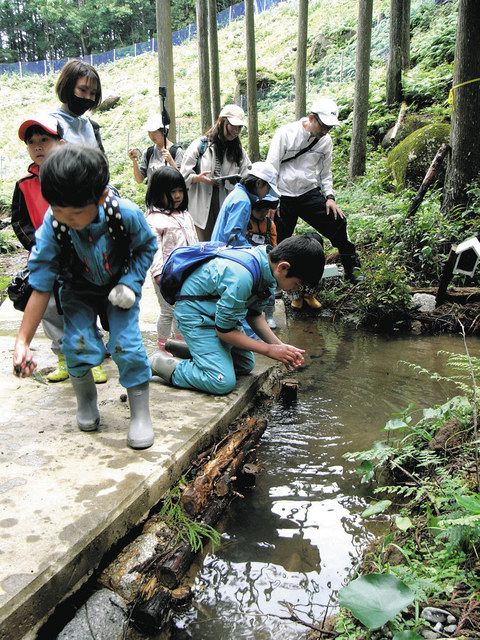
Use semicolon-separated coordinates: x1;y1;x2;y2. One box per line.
146;167;198;349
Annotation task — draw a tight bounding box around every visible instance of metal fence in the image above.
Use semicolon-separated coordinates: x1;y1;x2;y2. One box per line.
0;0;286;76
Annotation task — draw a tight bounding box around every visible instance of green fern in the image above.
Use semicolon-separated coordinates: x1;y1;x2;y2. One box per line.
159;478;221;553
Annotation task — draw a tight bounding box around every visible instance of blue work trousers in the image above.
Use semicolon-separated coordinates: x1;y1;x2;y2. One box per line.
172;305;255;395
60;283;150;388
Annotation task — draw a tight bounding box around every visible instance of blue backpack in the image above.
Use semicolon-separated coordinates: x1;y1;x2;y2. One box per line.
160;241;268;305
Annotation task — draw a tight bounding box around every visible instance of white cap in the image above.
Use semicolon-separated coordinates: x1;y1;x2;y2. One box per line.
145;114;169;133
218;104;247;127
249;161;279;196
310;96;340;126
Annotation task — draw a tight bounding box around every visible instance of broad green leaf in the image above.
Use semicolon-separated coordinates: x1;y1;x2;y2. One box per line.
358;460;374;483
385;418;409;431
422;407;440;420
395;515;413;531
455;493;480;515
393;632;423;640
362;500;392;518
338;573;415;630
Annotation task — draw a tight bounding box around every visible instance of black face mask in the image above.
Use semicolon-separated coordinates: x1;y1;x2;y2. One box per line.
67;95;96;116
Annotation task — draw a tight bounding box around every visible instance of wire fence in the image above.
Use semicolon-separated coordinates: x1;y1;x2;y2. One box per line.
0;0;285;76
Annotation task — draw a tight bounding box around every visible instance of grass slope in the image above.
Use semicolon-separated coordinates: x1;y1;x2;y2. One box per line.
0;0;392;210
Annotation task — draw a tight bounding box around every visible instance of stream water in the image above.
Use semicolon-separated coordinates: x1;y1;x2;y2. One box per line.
173;318;480;639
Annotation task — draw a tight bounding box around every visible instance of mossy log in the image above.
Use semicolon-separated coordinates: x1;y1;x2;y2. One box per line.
97;95;121;111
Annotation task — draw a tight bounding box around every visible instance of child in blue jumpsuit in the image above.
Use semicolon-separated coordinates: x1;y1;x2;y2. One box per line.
13;145;158;450
150;235;325;395
211;161;278;247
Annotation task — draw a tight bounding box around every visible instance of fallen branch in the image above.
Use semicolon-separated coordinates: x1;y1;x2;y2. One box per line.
407;142;450;219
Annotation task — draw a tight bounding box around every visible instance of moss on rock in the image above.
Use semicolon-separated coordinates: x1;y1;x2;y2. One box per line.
387;122;450;188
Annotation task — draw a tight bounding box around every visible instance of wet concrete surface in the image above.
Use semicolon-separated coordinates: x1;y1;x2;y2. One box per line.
0;277;278;640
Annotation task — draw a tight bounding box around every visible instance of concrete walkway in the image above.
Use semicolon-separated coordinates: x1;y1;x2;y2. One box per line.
0;277;279;640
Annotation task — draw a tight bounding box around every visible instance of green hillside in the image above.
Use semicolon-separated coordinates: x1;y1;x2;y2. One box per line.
1;0;463;329
1;0;396;209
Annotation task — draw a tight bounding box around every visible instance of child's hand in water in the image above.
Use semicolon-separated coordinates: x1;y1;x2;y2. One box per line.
266;343;305;369
13;341;37;377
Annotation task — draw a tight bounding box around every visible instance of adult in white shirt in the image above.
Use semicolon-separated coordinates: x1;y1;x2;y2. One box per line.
267;97;363;286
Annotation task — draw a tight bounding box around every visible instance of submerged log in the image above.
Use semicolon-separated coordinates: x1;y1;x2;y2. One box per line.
158;496;229;589
130;584;172;634
278;378;299;404
181;417;266;517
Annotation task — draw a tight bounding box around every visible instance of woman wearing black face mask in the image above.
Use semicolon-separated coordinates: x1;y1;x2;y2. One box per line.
51;60;103;150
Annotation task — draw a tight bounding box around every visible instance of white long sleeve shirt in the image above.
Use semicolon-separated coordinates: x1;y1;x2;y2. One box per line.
266;118;334;198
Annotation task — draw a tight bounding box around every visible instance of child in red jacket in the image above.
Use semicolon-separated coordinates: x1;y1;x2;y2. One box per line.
11;114;108;383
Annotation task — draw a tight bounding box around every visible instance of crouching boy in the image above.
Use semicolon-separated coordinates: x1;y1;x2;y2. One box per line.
12;145;158;450
150;235;325;395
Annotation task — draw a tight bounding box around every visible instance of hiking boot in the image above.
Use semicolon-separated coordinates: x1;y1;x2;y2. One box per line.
346;267;365;285
291;297;303;310
91;364;107;384
303;295;322;309
127;382;154;449
150;351;181;384
70;371;100;432
47;354;69;382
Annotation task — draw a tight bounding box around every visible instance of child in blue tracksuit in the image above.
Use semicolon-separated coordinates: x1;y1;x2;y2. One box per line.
150;235;325;395
13;145;158;450
211;161;279;247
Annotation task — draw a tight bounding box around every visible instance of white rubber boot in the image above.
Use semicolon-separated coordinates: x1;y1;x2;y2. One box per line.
127;382;154;450
70;371;100;432
149;351;180;384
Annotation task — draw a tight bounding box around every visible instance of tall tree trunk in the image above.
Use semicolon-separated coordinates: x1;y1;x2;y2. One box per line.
294;0;308;120
349;0;373;179
245;0;259;161
196;0;212;132
401;0;411;70
208;0;221;122
443;0;480;213
386;0;403;105
156;0;176;141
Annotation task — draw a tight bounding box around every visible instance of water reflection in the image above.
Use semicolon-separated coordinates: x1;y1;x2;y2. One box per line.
175;320;480;639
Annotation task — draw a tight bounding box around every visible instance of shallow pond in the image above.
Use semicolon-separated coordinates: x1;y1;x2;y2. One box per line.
174;318;480;639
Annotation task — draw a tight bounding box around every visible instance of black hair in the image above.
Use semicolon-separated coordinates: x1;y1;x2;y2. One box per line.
205;117;243;166
241;174;268;195
55;59;102;109
145;166;188;211
40;145;109;207
269;234;325;286
24;122;64;143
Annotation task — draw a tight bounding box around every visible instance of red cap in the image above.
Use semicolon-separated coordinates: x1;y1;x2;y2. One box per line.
18;114;60;141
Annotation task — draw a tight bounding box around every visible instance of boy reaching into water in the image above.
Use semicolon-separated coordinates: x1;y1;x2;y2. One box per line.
150;235;325;395
13;145;158;450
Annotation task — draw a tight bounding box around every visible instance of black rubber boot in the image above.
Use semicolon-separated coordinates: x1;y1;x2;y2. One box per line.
127;382;154;449
70;371;100;431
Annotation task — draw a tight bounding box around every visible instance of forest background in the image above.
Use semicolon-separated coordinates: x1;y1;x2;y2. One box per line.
0;0;476;331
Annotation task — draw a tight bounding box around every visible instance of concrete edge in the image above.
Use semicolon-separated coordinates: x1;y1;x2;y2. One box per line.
8;364;277;640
